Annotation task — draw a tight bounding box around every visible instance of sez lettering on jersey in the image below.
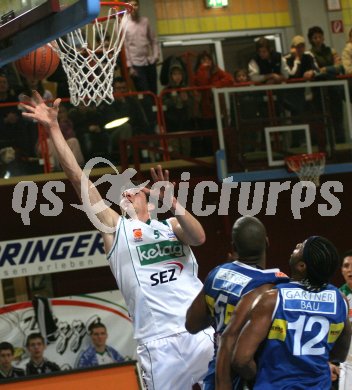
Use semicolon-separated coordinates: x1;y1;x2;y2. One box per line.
150;269;178;286
136;240;185;265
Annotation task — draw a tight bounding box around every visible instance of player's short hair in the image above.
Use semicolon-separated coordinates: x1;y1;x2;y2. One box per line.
308;26;324;43
0;342;14;354
301;236;339;291
26;333;45;347
88;322;107;334
231;216;267;262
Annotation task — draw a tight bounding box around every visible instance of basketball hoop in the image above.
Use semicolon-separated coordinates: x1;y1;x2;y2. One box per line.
51;1;132;106
285;152;326;187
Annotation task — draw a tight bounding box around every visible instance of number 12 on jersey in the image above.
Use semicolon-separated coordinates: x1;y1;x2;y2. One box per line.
288;315;330;356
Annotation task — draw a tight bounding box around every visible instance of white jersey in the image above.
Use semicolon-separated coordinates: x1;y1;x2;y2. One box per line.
107;216;203;343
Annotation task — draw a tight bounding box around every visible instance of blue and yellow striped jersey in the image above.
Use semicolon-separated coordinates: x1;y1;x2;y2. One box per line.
204;261;288;334
254;282;347;390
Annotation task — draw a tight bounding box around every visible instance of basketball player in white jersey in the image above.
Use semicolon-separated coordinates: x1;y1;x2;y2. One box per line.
20;91;214;390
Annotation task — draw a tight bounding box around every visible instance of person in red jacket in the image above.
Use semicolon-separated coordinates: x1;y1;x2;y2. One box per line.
193;51;234;156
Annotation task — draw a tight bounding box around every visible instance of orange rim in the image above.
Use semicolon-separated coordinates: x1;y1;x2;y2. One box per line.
285;152;326;172
94;1;133;23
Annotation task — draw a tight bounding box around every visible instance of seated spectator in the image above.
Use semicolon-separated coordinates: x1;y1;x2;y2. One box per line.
25;333;60;375
0;342;25;379
193;51;234;155
308;26;345;143
248;37;289;84
76;322;124;368
163;57;193;157
99;77;152;162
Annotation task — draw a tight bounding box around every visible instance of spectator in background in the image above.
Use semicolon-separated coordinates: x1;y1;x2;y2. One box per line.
124;0;159;132
99;77;151;163
285;35;319;80
38;105;84;171
247;38;289;148
18;79;54;159
341;27;352;102
308;26;346;143
232;68;259;151
76;323;124;368
308;26;344;77
339;251;352;389
124;0;159;95
0;73;24;150
248;37;289;84
0;73;28;175
46;62;70;101
26;333;61;375
19;78;54;102
68;103;110;161
162;57;193;157
342;28;352;74
0;63;23;95
0;342;25;379
284;35;320;147
193;51;234;156
234;68;250;84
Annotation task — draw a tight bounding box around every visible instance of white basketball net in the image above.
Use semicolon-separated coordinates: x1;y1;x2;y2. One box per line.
51;6;129;106
286;153;326;187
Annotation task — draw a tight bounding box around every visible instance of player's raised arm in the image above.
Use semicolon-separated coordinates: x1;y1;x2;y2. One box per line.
231;289;277;381
143;165;205;246
20;91;119;244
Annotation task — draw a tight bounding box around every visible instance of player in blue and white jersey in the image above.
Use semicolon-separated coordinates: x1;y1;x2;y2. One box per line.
186;216;289;390
232;236;351;390
21;92;214;390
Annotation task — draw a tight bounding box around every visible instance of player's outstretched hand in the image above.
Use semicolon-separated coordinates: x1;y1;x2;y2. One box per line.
20;90;61;128
143;165;176;208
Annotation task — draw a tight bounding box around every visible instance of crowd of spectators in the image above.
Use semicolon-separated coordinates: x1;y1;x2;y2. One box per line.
1;23;352;177
0;322;125;381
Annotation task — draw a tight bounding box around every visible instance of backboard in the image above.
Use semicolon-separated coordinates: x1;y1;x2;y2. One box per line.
0;0;100;67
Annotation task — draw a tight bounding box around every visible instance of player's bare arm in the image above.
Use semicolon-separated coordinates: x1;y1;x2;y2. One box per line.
231;289;277;381
330;296;352;363
143;165;206;246
216;283;274;390
185;287;213;334
20;91;119;251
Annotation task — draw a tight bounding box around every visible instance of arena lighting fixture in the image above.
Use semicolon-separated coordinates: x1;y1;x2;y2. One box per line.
104;117;130;129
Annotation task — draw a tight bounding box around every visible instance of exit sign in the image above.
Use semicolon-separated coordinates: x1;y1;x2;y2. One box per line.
205;0;229;8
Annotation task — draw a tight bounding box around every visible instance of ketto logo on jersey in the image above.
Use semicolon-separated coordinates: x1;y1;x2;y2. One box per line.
136;240;185;266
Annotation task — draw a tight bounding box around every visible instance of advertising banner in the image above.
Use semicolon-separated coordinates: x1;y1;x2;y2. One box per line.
0;231;107;279
0;290;137;370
